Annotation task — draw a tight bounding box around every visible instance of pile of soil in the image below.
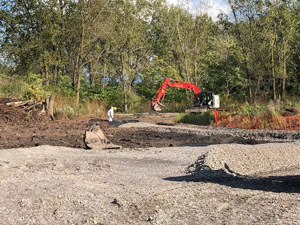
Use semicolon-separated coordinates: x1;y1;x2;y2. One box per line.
0;98;89;149
0;120;89;149
0;98;30;123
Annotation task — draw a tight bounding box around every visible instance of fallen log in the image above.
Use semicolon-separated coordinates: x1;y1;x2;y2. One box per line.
6;100;33;107
25;102;43;111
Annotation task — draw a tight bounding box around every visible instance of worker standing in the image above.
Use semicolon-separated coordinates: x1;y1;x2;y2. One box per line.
107;107;117;122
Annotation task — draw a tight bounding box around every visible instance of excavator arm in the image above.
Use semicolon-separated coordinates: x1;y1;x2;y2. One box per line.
151;78;201;111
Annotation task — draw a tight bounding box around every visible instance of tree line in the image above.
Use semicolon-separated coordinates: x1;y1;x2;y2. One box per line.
0;0;300;111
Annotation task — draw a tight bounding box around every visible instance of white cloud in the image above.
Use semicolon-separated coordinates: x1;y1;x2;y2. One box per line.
166;0;231;21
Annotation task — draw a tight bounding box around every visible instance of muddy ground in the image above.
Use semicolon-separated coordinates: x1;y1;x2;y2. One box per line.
1;98;300;224
0;98;297;150
0;98;269;150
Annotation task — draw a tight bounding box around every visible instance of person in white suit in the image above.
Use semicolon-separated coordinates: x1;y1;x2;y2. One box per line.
107;107;117;122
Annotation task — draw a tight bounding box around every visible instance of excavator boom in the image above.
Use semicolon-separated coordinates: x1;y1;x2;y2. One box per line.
151;78;201;111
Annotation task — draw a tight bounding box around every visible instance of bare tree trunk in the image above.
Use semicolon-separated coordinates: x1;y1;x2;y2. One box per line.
41;94;55;120
75;58;81;105
121;54;128;112
42;57;49;86
271;38;276;100
282;40;288;99
244;62;252;101
75;21;85;105
55;56;61;85
88;62;94;86
254;75;262;100
193;34;200;86
282;60;286;99
48;95;55;120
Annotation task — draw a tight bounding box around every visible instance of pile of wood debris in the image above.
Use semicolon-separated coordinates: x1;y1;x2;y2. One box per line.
4;95;55;120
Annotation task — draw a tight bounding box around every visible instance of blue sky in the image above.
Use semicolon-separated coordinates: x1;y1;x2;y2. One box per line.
167;0;231;20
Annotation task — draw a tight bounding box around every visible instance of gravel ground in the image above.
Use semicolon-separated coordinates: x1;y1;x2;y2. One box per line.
1;144;300;224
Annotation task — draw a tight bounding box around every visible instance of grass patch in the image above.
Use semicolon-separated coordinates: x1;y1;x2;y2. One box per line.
176;112;214;126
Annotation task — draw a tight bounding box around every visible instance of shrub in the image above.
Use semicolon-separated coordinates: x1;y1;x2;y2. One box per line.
0;76;29;98
24;73;51;101
239;102;267;116
176;112;214;126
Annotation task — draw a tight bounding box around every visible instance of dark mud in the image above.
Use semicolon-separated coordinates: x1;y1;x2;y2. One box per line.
108;128;267;148
0;120;89;149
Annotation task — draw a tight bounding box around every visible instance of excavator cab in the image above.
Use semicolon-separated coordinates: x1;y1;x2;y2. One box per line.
198;92;213;106
188;92;219;112
197;92;219;108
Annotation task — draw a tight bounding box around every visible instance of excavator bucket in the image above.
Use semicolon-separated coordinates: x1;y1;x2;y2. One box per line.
84;124;121;150
152;103;162;112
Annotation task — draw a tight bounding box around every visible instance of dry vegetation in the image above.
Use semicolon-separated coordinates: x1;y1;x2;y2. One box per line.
54;96;107;120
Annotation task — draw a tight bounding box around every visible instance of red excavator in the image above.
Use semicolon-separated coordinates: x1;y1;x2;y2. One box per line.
151;78;220;112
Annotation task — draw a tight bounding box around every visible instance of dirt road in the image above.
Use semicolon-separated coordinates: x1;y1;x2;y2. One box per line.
1;144;300;225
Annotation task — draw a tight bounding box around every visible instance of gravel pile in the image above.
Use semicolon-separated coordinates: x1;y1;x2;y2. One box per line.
189;142;300;177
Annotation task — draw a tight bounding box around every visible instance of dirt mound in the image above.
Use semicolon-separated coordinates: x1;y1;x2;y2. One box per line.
0;98;89;149
189;143;300;178
0;98;45;124
0;100;28;123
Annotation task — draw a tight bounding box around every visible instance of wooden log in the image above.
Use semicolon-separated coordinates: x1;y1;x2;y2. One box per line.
25;102;43;111
6;100;33;107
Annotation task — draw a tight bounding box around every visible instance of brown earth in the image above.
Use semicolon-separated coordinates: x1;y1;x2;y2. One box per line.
0;97;87;149
0;98;268;150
